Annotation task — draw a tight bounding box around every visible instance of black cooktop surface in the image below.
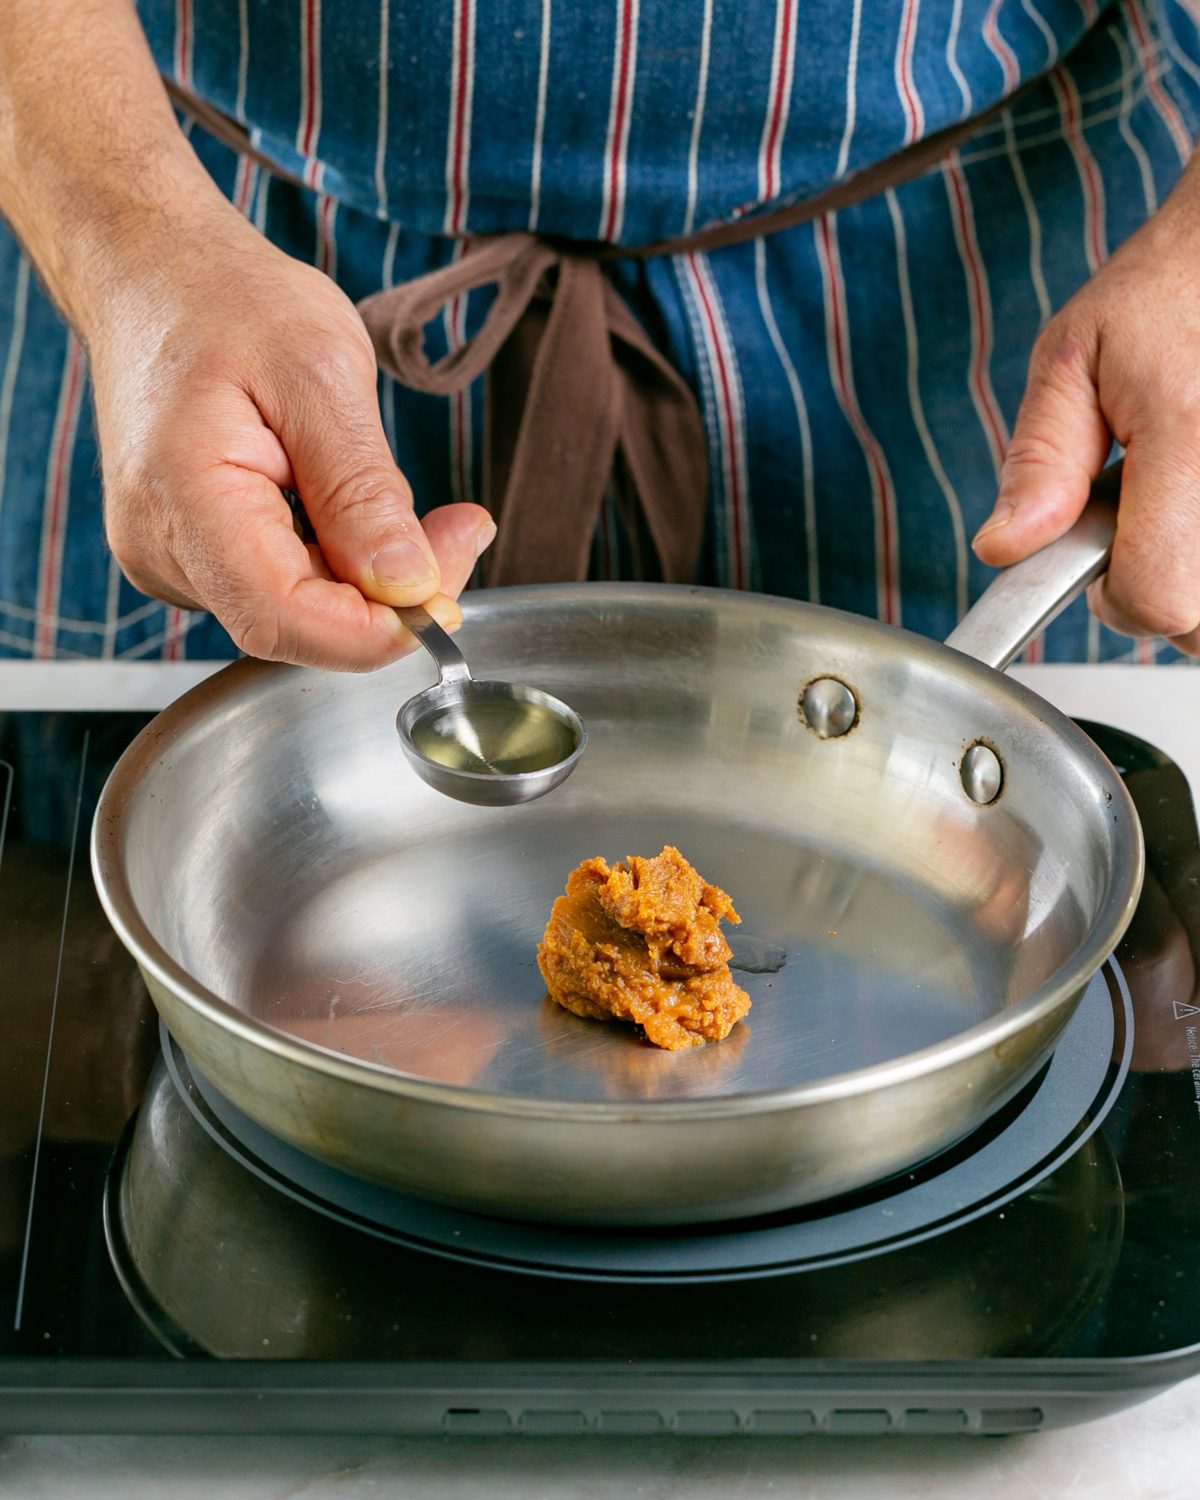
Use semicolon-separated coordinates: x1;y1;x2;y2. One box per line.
2;708;1200;1435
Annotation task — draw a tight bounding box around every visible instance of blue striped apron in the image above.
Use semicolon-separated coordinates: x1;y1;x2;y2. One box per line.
0;0;1198;662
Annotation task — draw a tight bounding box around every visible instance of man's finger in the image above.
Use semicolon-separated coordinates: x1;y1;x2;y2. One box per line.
1166;626;1200;658
270;346;491;607
973;329;1111;567
185;468;462;670
1089;439;1200;641
421;503;496;597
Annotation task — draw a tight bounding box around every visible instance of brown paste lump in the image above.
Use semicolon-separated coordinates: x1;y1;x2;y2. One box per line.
537;845;751;1051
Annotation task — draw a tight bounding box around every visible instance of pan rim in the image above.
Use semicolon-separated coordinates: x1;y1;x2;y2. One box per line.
90;581;1146;1122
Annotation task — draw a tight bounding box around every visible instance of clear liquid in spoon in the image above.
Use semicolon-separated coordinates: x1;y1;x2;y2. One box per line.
410;697;581;776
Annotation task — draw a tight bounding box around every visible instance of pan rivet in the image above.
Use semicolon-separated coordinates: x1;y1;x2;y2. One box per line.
961;743;1003;805
801;678;858;738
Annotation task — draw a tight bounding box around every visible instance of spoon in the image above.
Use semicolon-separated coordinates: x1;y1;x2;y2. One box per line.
394;605;587;806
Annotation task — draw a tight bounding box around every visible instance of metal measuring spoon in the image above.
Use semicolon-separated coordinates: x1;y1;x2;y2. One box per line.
394;605;587;806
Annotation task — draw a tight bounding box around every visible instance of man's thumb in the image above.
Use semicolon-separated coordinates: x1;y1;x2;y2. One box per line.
305;448;440;607
973;333;1110;568
280;363;441;605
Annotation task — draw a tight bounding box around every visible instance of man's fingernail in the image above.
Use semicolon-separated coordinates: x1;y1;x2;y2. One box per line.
973;500;1015;546
475;519;497;558
370;539;437;588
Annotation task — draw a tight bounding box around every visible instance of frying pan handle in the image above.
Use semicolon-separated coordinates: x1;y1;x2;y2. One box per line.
944;464;1121;671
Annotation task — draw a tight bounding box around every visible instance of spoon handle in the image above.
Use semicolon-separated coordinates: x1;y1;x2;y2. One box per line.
395;605;472;685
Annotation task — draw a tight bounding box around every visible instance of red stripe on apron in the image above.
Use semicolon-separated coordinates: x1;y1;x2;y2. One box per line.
36;338;85;660
601;0;637;241
760;0;797;200
815;216;899;626
686;253;747;591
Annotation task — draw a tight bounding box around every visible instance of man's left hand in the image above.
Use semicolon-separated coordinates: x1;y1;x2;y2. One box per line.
973;154;1200;653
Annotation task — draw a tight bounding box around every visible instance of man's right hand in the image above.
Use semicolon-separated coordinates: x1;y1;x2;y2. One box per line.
89;200;494;670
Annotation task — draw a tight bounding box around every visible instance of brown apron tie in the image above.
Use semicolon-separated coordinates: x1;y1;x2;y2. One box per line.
163;71;1049;586
357;240;707;584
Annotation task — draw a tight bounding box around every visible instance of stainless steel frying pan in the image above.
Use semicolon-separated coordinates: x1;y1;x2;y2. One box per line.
92;472;1142;1226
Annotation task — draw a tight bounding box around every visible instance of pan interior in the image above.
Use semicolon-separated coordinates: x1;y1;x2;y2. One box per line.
234;808;1009;1102
114;587;1122;1107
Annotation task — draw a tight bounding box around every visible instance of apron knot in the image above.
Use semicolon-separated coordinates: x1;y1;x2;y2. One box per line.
357;235;708;586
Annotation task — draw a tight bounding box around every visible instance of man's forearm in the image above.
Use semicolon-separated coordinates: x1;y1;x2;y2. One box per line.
0;0;227;336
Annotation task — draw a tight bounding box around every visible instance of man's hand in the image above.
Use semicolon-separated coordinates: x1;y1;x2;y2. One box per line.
974;153;1200;652
89;203;493;670
0;0;492;670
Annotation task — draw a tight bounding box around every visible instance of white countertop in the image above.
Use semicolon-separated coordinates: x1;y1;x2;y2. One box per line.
1;657;1194;777
2;659;1198;1498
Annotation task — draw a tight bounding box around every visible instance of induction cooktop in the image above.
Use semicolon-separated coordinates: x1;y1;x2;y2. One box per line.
1;708;1199;1435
